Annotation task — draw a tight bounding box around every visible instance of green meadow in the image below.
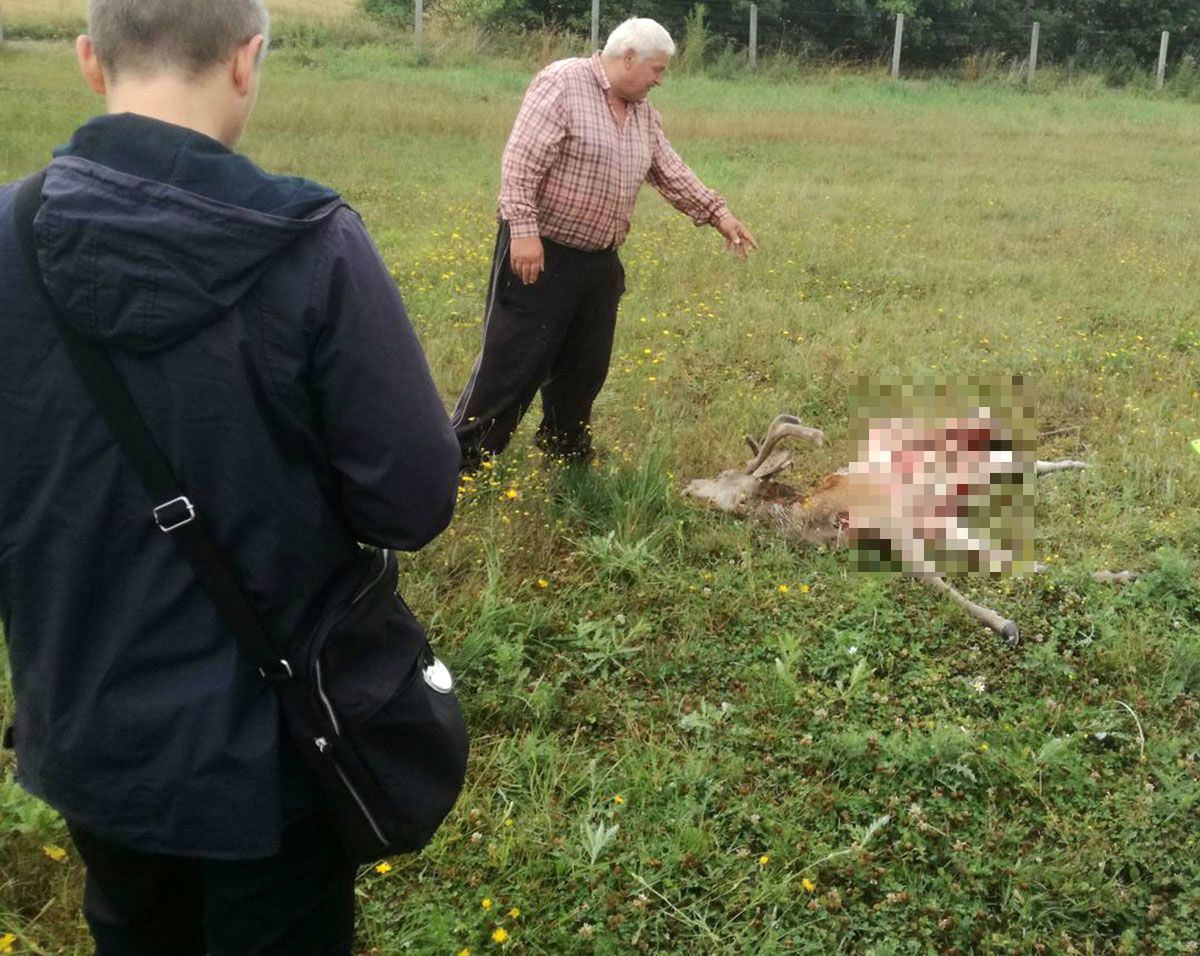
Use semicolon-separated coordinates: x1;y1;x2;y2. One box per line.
2;21;1199;955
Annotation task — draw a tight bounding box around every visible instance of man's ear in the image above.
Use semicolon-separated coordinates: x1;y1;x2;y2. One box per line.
76;35;107;95
231;34;266;97
623;49;637;70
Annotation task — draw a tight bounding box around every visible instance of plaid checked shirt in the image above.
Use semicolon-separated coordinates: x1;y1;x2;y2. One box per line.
499;54;730;252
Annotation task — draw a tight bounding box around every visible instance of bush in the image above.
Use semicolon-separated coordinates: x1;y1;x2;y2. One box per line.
358;0;414;29
678;4;712;74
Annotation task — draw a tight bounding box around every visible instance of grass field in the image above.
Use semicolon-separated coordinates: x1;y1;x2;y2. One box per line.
2;28;1200;956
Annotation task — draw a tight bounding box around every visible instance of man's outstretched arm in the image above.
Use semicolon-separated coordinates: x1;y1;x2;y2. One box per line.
645;108;758;258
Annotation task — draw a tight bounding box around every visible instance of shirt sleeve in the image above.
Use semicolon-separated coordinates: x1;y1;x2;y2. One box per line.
308;209;461;551
645;107;730;228
499;69;568;239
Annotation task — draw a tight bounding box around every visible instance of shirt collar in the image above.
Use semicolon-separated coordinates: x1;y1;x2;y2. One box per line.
589;52;612;93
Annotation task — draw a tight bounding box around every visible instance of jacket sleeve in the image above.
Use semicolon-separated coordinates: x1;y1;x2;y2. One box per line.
308;208;460;551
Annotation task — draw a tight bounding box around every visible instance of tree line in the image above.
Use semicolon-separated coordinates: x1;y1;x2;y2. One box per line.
367;0;1200;68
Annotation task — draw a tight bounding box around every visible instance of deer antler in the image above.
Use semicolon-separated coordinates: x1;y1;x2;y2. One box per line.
745;414;825;478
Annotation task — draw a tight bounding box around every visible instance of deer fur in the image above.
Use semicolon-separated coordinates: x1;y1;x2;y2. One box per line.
684;413;1134;645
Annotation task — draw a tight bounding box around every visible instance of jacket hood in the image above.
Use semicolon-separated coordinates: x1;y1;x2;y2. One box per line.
34;114;343;353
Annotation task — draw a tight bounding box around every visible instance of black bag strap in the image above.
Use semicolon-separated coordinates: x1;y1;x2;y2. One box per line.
14;170;294;683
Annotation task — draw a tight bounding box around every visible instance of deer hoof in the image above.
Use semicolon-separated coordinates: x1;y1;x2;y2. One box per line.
1001;621;1020;646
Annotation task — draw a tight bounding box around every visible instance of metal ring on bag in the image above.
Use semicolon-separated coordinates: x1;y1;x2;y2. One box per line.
422;656;454;694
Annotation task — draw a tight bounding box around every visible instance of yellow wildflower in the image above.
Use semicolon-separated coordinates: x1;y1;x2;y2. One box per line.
374;862;392;874
43;845;67;862
798;583;811;594
758;855;769;865
802;878;817;893
504;489;518;500
613;795;624;805
491;927;509;944
979;743;989;752
458;949;471;956
536;579;549;589
481;898;492;909
777;584;789;594
0;933;16;954
509;907;521;919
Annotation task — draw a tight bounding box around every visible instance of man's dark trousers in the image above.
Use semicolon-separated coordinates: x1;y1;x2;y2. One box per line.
452;223;625;466
65;812;356;956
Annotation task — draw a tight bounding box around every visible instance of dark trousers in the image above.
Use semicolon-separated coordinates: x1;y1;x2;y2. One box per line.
452;223;625;464
66;812;357;956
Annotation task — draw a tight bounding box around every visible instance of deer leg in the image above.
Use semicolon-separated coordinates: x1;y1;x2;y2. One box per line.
920;575;1020;646
1035;460;1087;476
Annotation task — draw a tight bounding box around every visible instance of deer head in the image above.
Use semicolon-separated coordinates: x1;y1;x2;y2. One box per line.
683;414;825;513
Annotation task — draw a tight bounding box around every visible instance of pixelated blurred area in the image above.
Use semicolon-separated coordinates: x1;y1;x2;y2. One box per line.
847;374;1037;578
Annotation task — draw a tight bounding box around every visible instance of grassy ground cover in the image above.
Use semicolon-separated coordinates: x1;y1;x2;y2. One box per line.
1;33;1198;955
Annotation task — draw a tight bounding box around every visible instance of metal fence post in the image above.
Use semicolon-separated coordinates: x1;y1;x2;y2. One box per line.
591;0;600;51
749;4;758;71
1157;31;1170;89
414;0;423;53
891;13;904;80
1028;22;1039;83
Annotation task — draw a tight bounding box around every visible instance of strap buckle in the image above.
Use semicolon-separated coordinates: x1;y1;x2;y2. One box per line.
259;659;294;683
153;496;196;533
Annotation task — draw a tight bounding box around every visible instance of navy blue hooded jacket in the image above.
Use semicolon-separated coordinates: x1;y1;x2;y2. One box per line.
0;114;461;859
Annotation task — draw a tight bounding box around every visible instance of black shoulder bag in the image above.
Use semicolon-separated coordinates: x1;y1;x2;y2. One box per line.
14;171;469;862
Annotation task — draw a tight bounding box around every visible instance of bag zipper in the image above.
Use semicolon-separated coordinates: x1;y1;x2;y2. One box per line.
307;549;399;851
314;660;341;736
309;550;388;737
351;549;389;607
314;737;389;847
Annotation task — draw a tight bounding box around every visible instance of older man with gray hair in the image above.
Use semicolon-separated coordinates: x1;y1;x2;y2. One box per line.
453;17;758;469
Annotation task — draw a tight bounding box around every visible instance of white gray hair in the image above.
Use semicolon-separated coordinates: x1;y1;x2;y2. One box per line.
89;0;270;79
602;17;676;60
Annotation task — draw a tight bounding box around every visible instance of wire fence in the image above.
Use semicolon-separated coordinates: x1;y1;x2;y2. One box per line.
403;0;1199;85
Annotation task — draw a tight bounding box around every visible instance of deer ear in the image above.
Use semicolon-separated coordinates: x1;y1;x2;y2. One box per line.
745;435;761;456
751;451;793;479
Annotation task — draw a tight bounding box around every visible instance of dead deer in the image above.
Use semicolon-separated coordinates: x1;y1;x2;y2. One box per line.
684;413;1132;645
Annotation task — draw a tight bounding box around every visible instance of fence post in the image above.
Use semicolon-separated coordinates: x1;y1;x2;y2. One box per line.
414;0;423;53
1157;30;1169;89
1028;21;1039;84
591;0;600;51
891;13;904;80
748;4;757;71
